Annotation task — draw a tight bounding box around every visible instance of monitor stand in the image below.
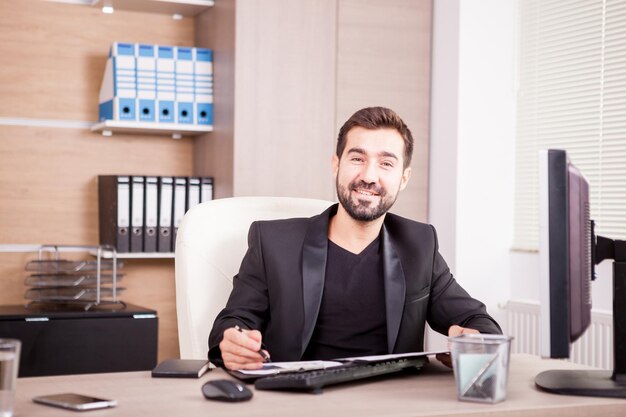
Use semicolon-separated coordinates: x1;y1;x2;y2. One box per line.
535;370;626;398
536;237;626;398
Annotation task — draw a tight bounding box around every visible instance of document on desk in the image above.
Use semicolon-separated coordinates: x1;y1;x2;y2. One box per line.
234;350;449;378
237;360;344;377
337;349;450;363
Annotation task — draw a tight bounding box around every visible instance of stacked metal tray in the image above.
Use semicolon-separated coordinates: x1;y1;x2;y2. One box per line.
23;246;124;310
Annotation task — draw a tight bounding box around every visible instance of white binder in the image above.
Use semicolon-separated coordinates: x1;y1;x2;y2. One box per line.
130;176;145;252
156;45;176;123
200;177;214;203
175;47;195;124
158;176;174;252
136;44;157;122
193;47;214;126
187;177;201;211
144;176;158;252
172;177;187;249
98;42;137;121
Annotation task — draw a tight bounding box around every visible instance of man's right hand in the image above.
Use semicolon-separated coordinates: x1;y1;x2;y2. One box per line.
219;327;269;370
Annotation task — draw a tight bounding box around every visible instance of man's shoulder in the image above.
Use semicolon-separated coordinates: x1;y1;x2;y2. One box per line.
384;212;437;251
385;212;433;233
254;215;313;228
252;211;322;234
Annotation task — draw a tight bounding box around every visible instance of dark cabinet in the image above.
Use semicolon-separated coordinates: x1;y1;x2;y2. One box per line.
0;303;158;377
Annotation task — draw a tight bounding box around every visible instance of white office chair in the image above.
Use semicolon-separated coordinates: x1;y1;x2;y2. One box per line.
174;196;334;359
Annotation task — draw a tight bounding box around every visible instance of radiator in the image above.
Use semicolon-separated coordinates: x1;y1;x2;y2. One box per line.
505;300;613;370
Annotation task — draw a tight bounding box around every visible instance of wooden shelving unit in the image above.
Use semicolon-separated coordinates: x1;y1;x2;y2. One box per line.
91;120;213;139
89;249;175;260
91;0;214;17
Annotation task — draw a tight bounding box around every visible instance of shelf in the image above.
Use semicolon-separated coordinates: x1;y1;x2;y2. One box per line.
91;0;214;17
91;120;213;139
89;250;175;260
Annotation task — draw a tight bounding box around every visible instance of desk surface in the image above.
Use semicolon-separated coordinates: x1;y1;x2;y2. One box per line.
13;354;626;417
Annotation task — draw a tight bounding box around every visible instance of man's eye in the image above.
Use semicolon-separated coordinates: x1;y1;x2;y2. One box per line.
351;157;364;162
381;161;394;168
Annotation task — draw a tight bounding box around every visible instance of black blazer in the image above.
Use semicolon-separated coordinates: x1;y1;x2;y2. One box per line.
208;204;501;364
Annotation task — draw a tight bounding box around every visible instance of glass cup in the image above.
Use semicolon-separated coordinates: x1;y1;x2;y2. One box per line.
449;334;513;404
0;339;21;417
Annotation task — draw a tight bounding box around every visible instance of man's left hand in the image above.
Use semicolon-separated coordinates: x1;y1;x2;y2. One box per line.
435;325;480;368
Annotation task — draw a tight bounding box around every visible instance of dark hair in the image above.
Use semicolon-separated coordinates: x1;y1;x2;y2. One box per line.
336;107;414;169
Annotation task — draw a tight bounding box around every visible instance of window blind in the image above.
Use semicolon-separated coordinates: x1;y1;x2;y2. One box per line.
514;0;626;250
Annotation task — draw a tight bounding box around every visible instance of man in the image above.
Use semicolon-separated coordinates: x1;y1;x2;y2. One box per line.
209;107;501;370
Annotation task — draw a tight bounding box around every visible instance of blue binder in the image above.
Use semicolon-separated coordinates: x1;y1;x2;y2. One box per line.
156;46;176;123
137;44;157;122
193;48;214;126
175;47;194;124
98;42;137;121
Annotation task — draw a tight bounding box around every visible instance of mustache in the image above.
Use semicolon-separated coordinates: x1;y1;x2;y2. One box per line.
349;180;385;196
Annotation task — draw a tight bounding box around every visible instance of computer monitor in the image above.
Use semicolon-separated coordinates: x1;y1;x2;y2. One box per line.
535;149;626;397
538;149;592;358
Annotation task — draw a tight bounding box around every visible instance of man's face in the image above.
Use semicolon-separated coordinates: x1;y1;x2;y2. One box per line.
333;126;411;222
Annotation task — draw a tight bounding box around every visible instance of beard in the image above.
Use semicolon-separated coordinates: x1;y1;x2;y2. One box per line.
336;178;398;222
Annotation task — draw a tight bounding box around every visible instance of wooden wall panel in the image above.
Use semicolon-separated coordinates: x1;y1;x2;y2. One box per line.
119;260;179;362
336;0;432;222
193;0;236;199
0;126;193;244
0;0;196;361
0;254;33;305
0;0;194;121
232;0;338;200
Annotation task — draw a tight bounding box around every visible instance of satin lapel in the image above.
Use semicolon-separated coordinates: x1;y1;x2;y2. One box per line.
381;224;406;353
300;204;336;356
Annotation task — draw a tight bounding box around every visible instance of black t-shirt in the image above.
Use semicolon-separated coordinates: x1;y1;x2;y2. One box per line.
302;237;388;360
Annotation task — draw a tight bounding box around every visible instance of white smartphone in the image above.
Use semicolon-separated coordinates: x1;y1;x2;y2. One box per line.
33;393;117;411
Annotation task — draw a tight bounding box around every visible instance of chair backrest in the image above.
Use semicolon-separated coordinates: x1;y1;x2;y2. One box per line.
174;196;334;359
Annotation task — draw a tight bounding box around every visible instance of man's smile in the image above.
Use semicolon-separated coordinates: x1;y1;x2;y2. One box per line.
353;188;379;197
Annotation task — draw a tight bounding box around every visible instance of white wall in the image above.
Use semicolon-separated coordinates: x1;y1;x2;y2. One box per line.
428;0;459;274
455;0;517;327
429;0;517;348
430;1;613;354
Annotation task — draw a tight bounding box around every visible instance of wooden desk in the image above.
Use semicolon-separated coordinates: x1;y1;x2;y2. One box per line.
12;354;626;417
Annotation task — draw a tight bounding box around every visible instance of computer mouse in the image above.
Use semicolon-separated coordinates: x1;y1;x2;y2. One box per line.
201;379;253;402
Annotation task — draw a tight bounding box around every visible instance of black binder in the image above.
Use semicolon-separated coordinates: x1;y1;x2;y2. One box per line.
143;176;158;252
187;177;201;211
157;177;174;252
98;175;130;253
172;177;187;251
200;176;214;202
130;176;145;253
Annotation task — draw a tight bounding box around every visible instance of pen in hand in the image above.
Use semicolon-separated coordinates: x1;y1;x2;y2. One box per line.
235;325;272;363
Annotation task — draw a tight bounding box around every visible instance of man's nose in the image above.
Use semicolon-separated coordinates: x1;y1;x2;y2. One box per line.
360;161;379;183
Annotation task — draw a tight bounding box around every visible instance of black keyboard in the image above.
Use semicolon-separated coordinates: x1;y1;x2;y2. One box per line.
254;357;427;392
